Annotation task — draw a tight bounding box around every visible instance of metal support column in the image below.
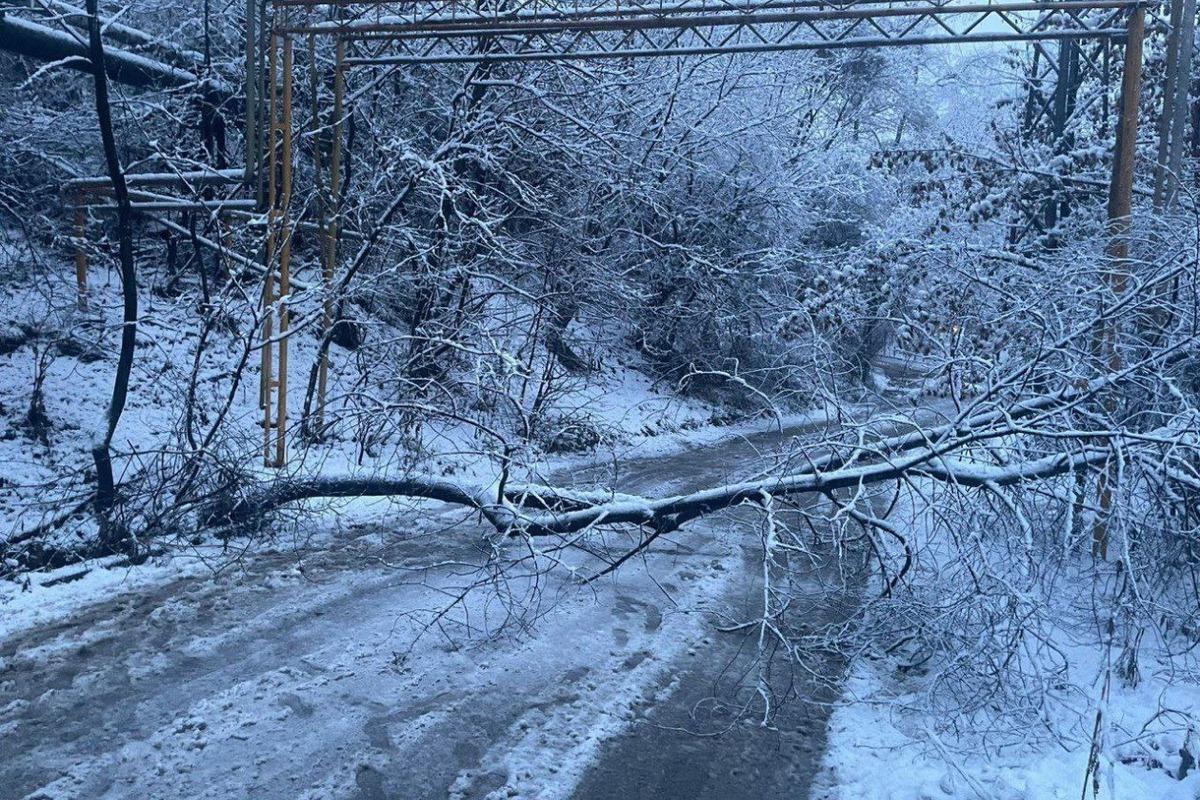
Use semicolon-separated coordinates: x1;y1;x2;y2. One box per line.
260;29;294;469
315;35;345;432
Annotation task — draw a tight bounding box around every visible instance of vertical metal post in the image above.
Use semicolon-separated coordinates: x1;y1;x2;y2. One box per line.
256;0;270;210
306;32;327;434
244;0;259;183
273;34;295;469
316;36;345;432
1095;4;1145;559
261;29;279;462
73;195;89;310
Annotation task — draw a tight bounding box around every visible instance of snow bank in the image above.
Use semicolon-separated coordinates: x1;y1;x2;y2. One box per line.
816;480;1200;800
820;655;1200;800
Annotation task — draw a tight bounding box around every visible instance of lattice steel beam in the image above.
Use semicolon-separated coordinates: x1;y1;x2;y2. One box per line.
272;0;1143;63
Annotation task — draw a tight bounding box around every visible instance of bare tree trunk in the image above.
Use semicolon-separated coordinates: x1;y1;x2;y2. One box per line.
85;0;138;543
1166;0;1197;205
1093;6;1144;559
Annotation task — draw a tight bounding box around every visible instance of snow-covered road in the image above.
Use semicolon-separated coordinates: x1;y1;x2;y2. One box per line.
1;417;876;800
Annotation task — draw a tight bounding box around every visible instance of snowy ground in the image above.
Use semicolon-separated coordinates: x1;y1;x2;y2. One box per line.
1;413;866;800
0;253;741;559
814;490;1200;800
16;246;1131;800
0;256;937;799
818;653;1200;800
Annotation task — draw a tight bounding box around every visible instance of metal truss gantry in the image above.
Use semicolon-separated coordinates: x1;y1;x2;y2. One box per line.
273;0;1141;63
253;0;1149;466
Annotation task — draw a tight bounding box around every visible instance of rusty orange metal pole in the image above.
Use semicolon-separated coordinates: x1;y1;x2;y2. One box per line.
273;33;294;469
262;29;280;464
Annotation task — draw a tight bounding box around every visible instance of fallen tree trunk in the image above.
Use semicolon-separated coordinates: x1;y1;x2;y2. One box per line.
206;345;1196;539
212;438;1116;538
0;12;225;92
210;476;490;528
36;0;205;69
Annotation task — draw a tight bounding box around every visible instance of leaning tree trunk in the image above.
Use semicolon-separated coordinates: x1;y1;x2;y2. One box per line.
86;0;138;549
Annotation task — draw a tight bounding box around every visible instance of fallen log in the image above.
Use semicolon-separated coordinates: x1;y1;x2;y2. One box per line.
37;0;205;69
0;12;225;92
208;440;1116;539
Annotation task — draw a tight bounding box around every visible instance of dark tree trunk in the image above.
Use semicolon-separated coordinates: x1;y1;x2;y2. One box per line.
85;0;138;547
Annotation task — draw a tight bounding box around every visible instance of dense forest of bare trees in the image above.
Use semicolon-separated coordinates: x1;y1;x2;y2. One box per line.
2;1;1200;798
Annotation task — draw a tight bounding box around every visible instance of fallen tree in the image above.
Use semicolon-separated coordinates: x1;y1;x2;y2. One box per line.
0;11;224;92
204;239;1200;542
214;444;1115;534
35;0;205;69
211;345;1194;538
